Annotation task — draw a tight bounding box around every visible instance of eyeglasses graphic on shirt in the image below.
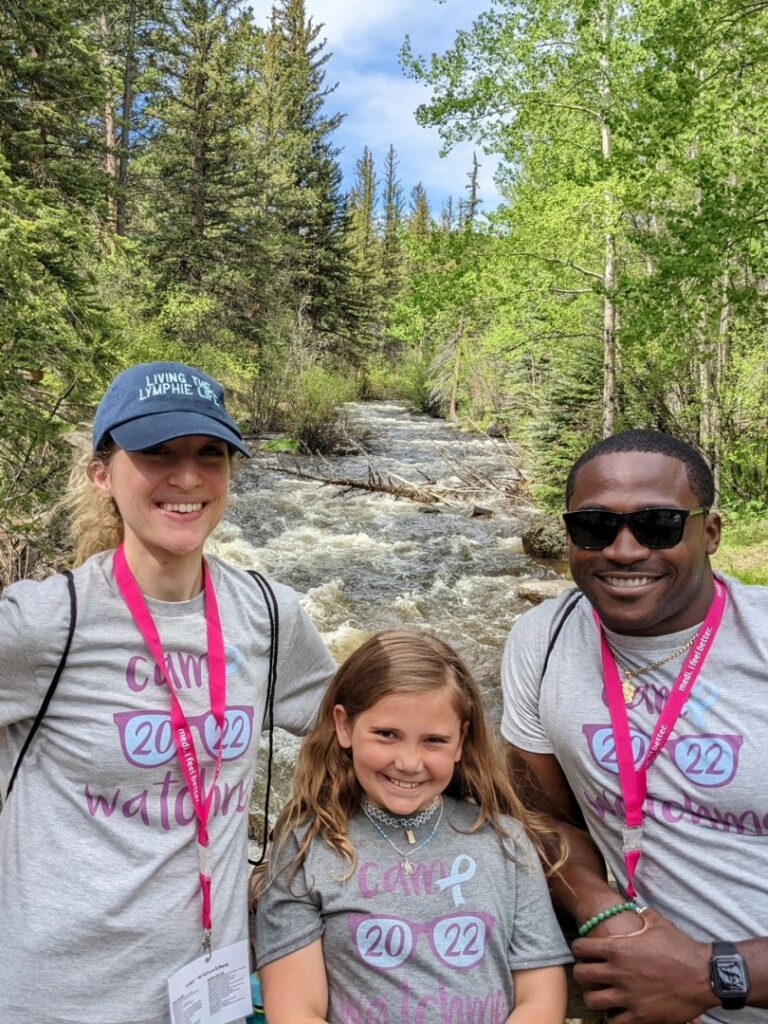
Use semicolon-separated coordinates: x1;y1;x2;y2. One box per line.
113;706;254;768
582;724;743;789
347;912;495;971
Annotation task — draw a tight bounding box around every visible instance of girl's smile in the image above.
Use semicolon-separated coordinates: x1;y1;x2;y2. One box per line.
333;687;466;815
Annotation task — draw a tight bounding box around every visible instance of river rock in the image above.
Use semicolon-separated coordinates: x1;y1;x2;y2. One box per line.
521;514;567;559
517;578;575;603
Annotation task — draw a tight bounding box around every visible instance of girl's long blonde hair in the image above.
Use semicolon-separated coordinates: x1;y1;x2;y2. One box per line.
273;630;567;881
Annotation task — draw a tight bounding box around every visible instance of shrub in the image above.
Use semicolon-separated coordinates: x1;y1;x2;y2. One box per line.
282;365;362;455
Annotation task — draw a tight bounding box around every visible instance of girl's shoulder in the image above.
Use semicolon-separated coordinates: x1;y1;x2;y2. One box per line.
444;795;525;830
444;796;525;838
445;797;536;861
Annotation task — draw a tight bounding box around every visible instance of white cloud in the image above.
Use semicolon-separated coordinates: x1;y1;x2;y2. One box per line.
248;0;503;210
253;0;490;53
330;70;501;210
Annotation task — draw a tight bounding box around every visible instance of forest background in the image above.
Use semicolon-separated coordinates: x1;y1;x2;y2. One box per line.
1;0;767;586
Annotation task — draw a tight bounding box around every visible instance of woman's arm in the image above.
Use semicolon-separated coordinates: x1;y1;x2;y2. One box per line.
260;938;329;1024
506;965;567;1024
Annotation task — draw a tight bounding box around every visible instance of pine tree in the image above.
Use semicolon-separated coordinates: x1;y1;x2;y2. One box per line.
260;0;358;346
131;0;276;363
464;151;481;231
408;183;432;239
346;146;381;340
381;144;405;293
440;196;456;233
0;2;116;538
141;1;253;286
0;0;108;209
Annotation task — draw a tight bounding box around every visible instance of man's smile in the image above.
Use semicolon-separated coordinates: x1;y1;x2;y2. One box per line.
599;574;660;589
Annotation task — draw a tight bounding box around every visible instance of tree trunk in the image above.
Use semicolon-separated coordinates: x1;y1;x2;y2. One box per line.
101;11;117;233
116;0;137;236
448;313;465;422
712;269;731;502
599;0;617;437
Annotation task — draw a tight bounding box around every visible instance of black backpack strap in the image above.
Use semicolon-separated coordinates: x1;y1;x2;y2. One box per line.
539;588;583;683
6;570;77;800
246;570;279;866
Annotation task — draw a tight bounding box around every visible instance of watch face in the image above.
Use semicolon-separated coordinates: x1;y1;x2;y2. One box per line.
712;955;749;996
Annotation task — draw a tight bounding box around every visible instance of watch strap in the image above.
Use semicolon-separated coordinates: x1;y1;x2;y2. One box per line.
713;941;738;956
711;940;750;1010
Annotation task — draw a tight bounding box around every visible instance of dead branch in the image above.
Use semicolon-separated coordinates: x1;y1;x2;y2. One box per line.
260;445;537;514
262;460;444;505
427;440;538;511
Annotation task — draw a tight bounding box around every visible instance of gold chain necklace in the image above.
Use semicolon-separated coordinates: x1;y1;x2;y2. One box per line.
610;635;697;704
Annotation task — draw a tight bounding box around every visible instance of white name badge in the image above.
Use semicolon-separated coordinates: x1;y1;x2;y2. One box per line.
168;939;253;1024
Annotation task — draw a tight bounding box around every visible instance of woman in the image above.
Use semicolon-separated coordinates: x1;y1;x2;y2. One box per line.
0;361;335;1024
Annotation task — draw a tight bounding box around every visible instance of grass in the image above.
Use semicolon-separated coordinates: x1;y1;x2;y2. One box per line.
712;514;768;585
259;436;299;453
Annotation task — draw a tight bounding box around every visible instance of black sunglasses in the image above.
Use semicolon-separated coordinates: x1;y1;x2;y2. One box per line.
563;506;709;550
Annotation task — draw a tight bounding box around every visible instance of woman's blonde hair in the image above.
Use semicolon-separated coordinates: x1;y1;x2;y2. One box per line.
62;435;123;565
273;629;566;882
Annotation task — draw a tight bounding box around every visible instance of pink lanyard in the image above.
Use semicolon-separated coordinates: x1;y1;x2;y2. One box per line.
113;545;227;957
594;577;727;898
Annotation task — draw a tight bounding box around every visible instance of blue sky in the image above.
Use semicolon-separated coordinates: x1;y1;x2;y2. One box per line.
251;0;503;218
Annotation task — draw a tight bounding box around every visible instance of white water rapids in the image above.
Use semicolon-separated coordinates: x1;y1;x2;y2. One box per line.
206;401;568;836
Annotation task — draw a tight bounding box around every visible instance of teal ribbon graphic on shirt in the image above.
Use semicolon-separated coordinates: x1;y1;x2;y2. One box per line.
436;855;476;907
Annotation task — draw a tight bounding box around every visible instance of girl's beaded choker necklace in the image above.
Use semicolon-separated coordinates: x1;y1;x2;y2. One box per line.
360;795;441;844
361;796;443;876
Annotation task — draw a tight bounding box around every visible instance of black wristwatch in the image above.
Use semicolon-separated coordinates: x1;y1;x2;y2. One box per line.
710;941;750;1010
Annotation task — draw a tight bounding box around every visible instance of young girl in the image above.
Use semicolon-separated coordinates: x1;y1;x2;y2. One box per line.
0;361;335;1024
256;630;571;1024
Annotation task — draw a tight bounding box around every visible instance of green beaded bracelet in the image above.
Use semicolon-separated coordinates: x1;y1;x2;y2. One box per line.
577;900;638;937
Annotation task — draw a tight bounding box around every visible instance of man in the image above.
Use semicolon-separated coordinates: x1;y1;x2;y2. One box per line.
501;429;768;1024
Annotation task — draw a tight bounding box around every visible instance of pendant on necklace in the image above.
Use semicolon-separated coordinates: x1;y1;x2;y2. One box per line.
622;673;635;704
405;828;416;845
402;856;415;876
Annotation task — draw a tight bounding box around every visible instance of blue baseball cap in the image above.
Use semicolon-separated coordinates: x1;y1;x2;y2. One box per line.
92;361;251;457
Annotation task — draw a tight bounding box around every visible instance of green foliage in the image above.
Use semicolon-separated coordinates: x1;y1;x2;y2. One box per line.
3;0;768;573
346;146;383;346
398;0;768;508
260;436;300;453
253;0;359;346
713;515;768;587
362;350;432;411
0;2;116;536
525;338;604;509
280;364;361;454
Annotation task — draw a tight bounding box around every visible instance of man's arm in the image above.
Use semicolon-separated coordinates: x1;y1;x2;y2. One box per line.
508;744;768;1022
507;745;638;931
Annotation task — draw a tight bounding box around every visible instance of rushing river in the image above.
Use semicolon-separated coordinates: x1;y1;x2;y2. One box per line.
206;401;568;838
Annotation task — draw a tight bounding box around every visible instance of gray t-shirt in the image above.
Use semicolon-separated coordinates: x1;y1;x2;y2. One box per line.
256;796;571;1024
501;574;768;1024
0;550;336;1024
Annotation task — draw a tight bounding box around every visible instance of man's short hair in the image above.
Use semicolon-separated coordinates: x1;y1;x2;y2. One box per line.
565;429;715;508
